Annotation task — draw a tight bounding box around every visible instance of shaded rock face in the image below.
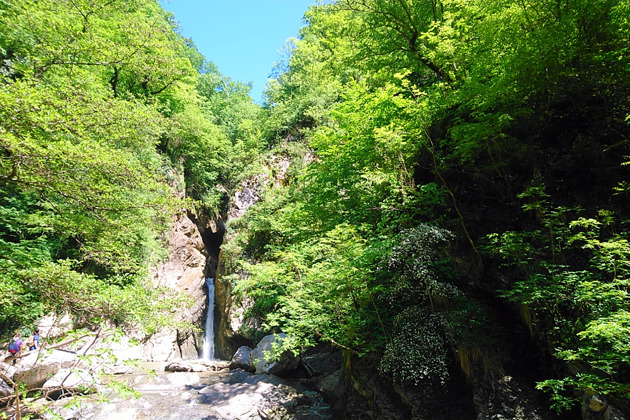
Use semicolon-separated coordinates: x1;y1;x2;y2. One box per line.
215;281;261;359
148;212;208;361
293;349;478;420
472;374;554;420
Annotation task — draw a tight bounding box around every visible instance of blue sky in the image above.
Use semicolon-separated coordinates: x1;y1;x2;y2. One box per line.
159;0;315;102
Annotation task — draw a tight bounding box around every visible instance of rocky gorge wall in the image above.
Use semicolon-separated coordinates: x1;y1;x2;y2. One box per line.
144;212;208;360
144;155;619;420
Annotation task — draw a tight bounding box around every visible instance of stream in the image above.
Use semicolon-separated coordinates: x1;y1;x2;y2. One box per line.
33;277;332;420
43;360;332;420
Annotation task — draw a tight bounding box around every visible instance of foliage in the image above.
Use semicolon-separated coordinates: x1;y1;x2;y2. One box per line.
2;0;630;413
226;0;630;411
0;0;223;338
495;195;630;410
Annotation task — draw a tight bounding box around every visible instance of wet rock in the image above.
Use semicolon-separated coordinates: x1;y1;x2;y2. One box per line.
230;346;254;371
164;360;207;373
249;334;300;376
46;367;331;420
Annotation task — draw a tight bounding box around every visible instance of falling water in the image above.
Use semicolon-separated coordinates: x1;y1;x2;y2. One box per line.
202;277;215;360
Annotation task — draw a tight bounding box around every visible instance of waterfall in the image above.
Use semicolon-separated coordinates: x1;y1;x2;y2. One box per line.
202;278;215;360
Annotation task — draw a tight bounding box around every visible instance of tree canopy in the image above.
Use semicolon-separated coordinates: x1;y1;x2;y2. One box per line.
225;0;630;413
2;0;630;416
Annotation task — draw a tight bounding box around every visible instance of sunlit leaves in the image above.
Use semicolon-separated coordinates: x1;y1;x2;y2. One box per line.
0;79;173;272
0;0;196;96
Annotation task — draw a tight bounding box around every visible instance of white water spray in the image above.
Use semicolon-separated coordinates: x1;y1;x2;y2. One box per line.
202;277;215;360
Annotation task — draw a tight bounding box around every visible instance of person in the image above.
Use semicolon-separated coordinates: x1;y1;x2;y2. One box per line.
8;332;23;365
32;329;40;350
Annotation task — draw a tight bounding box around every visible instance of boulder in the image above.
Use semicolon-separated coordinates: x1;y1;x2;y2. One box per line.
230;346;254;371
0;379;12;399
249;334;300;376
581;394;627;420
43;368;97;399
13;349;76;390
0;362;17;382
589;394;607;412
164;360;207;373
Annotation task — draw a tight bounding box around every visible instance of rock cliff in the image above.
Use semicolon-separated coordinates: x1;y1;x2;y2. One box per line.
146;212;208;360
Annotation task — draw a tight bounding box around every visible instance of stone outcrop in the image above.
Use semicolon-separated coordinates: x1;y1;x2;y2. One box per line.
472;375;553;420
148;212;208;361
0;380;11;399
249;334;300;376
43;368;97;399
230;346;254;371
13;349;76;390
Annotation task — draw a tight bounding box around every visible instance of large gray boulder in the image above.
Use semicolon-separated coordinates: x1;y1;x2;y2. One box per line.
164;360;207;373
249;334;300;376
230;346;254;371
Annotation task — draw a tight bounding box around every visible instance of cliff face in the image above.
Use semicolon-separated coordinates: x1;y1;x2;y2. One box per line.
145;212;207;361
213;157;293;359
214;175;270;359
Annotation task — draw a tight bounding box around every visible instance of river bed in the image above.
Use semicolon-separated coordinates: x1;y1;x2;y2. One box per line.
44;361;332;420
